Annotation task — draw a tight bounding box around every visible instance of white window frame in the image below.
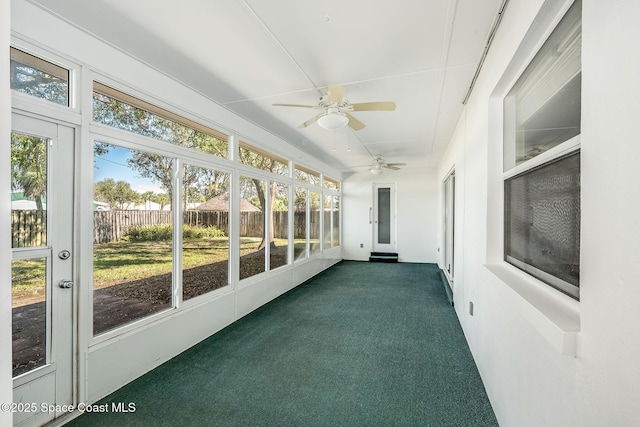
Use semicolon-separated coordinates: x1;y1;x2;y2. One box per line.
501;0;582;301
485;0;582;355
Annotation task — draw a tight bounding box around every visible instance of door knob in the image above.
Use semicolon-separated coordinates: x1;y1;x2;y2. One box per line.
58;280;73;289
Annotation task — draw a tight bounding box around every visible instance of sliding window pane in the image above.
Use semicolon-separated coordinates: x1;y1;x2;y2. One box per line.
93;142;173;335
183;165;230;301
270;182;289;270
239;176;266;280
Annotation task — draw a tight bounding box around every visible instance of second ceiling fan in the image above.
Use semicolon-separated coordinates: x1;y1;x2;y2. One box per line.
273;84;396;131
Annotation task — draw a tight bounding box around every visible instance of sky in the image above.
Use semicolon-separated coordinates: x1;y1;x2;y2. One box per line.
94;145;164;194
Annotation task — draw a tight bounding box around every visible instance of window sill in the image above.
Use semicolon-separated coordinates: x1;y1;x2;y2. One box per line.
484;264;580;356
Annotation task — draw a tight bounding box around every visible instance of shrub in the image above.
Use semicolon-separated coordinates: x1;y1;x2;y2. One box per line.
183;224;226;239
125;224;226;242
126;224;172;241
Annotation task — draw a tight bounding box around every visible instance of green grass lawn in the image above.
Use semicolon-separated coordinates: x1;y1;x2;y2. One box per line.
12;237;311;294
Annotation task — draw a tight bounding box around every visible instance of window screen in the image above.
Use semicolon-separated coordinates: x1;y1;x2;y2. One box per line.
504;151;580;299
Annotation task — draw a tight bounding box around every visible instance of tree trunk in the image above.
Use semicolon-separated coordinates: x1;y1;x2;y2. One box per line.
255;179;277;251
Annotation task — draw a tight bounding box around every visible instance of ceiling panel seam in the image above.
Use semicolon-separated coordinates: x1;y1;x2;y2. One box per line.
240;0;321;97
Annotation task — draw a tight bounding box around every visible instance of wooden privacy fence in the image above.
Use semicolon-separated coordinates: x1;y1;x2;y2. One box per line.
11;210;46;248
92;210;326;244
94;210;174;244
13;209;331;246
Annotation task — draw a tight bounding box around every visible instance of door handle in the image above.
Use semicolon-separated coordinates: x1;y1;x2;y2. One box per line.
58;280;73;289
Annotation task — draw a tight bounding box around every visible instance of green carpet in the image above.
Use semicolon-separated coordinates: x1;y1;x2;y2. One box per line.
67;261;497;426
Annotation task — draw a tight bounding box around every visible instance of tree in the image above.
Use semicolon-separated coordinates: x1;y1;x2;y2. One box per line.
238;147;288;250
11;133;47;211
11;57;68;105
94;179;140;210
183;165;229;211
140;191;155;210
151;193;171;211
93;93;229;204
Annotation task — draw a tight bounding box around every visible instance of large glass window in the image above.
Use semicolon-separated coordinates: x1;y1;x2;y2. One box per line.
270;182;289;270
294;187;308;260
309;191;321;255
295;165;320;186
239;142;288;175
93;142;174;335
239;176;266;280
10;47;69;106
183;165;230;301
323;195;341;249
324;195;332;250
333;196;340;247
323;176;339;191
93;83;228;158
503;0;581;300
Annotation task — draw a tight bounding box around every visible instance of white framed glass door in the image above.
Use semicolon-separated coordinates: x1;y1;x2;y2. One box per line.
372;183;396;253
443;171;455;283
11;113;75;426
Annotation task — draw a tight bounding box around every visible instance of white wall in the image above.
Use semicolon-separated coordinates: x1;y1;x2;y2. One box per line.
343;167;438;263
1;0;13;425
437;0;640;425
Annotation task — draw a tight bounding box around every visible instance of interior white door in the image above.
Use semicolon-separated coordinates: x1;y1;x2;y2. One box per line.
11;113;75;427
372;183;396;253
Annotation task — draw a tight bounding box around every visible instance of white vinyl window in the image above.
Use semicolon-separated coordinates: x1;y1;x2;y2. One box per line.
10;47;70;106
503;0;581;300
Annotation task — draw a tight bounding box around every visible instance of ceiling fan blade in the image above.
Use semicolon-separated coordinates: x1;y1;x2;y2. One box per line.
345;112;366;130
299;113;323;128
386;162;407;167
350;101;397;111
327;84;345;104
386;166;401;170
272;103;318;108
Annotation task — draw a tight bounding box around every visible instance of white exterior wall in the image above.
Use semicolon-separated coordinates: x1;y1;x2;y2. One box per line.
437;0;640;425
1;0;13;425
342;167;438;263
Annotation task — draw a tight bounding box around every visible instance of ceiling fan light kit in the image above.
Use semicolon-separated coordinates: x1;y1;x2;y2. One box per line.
317;109;349;130
274;83;396;131
359;156;407;174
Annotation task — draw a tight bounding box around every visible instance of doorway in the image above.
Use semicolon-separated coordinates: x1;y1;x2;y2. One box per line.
11;113;75;426
443;171;455;284
372;183;396;253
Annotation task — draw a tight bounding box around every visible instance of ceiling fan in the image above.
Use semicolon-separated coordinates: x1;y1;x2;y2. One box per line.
357;156;407;175
273;84;396;131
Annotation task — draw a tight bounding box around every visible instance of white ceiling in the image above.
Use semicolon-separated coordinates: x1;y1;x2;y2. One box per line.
30;0;503;173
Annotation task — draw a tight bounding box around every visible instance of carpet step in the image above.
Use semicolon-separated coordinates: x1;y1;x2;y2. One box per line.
369;252;398;263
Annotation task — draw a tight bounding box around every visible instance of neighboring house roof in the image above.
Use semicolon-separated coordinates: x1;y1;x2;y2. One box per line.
196;194;260;212
11;192;47;210
11;200;46;210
